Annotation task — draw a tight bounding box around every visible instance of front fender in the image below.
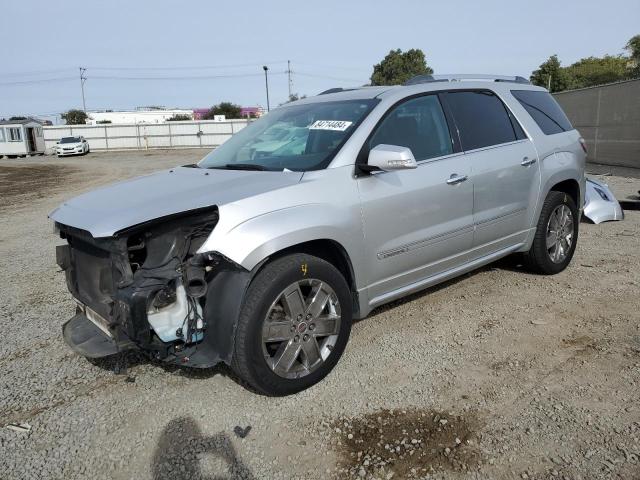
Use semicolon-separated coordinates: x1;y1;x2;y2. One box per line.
198;203;364;274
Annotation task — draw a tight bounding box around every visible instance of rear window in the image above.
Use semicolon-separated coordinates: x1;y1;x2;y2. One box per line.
511;90;573;135
445;91;518;151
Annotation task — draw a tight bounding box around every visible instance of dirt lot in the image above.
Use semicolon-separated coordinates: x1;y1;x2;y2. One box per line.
1;150;639;480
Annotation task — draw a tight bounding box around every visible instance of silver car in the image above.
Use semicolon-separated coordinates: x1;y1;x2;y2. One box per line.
50;75;586;395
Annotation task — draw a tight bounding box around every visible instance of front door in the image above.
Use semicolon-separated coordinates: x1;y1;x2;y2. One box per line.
26;127;36;152
357;94;474;306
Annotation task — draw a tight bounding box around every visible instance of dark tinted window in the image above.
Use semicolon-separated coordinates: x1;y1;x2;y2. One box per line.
370;95;453;161
445;91;517;150
507;110;528;140
511;90;573;135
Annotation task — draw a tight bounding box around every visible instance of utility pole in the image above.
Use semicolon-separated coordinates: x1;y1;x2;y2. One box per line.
287;60;293;99
262;65;270;112
79;67;87;112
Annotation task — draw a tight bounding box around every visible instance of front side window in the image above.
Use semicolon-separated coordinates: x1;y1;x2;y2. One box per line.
0;128;5;142
199;99;378;171
511;90;573;135
369;95;453;161
8;127;22;142
445;91;518;151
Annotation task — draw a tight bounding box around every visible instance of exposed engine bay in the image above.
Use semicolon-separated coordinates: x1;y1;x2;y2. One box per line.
55;207;251;367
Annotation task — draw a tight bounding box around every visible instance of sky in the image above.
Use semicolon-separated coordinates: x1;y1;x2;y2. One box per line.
1;0;638;122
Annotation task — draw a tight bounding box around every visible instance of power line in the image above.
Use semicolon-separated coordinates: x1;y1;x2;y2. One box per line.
0;76;77;86
89;72;285;81
0;68;77;79
85;61;290;71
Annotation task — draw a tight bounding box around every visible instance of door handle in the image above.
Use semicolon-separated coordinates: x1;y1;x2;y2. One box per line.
446;173;468;185
521;157;537;167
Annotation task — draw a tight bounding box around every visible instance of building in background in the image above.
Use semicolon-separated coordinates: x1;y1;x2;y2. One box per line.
0;118;45;157
192;106;264;120
86;107;194;125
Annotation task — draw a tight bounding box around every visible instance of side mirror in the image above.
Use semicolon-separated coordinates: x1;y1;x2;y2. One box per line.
365;144;417;172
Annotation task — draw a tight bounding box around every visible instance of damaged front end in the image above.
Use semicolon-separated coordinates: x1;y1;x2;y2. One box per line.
55;207;251;368
583;177;624;224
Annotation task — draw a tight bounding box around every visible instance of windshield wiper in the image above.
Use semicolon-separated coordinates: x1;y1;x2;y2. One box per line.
214;163;267;171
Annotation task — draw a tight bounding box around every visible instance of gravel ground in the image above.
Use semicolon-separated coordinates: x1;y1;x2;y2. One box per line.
1;150;639;480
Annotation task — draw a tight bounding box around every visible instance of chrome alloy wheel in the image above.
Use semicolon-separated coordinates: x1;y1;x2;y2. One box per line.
546;204;574;263
261;279;341;379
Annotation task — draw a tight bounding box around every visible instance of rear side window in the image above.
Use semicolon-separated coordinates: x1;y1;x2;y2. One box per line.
445;91;518;150
511;90;573;135
370;95;453;161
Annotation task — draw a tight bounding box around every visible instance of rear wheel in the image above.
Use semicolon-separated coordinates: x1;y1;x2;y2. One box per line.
232;253;352;396
525;190;579;274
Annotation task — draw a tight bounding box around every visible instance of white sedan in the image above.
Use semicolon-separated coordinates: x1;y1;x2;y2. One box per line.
56;136;90;157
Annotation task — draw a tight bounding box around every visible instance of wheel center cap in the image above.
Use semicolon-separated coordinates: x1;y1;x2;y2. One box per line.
297;322;308;333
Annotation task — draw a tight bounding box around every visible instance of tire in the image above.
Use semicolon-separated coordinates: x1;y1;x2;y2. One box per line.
525;190;579;274
232;253;352;396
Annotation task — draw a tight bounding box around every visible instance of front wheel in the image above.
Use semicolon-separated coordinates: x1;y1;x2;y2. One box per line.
232;253;352;396
525;190;579;274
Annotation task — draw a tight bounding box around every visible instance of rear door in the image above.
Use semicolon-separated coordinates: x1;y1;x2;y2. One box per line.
357;94;474;305
443;90;541;258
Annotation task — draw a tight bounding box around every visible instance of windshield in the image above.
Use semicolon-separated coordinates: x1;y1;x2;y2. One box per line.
198;99;378;171
60;137;81;144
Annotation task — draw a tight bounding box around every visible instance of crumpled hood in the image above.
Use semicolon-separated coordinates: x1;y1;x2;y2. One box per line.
49;166;303;237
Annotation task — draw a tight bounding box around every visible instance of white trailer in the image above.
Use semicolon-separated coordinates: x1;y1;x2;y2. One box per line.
0;119;46;158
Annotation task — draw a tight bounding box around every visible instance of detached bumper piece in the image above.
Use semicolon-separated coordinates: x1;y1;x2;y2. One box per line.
63;313;136;358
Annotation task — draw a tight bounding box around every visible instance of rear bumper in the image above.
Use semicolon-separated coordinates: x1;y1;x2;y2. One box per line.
62;312;136;358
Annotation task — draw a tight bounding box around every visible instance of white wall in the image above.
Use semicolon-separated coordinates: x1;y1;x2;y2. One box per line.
86;110;194;125
43;119;251;152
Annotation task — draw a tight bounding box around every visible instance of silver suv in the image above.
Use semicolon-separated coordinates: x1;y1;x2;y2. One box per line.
51;75;586;395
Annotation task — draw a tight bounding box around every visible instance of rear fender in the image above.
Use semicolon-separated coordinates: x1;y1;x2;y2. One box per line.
521;150;585;250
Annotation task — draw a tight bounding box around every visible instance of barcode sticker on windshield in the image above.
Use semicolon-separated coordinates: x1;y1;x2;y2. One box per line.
309;120;353;131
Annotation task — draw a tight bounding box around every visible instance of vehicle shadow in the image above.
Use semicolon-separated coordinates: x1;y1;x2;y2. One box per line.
151;416;256;480
88;348;260;392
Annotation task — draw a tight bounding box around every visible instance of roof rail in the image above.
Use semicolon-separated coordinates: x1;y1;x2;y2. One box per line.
318;87;357;95
404;74;530;86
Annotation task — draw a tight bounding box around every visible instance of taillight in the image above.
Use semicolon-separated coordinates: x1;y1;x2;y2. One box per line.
579;137;588;154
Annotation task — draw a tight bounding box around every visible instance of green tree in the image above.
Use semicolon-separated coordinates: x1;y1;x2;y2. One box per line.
166;114;191;121
281;93;307;105
565;55;629;89
530;55;569;92
202;102;242;120
62;109;88;125
370;48;433;86
625;34;640;76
